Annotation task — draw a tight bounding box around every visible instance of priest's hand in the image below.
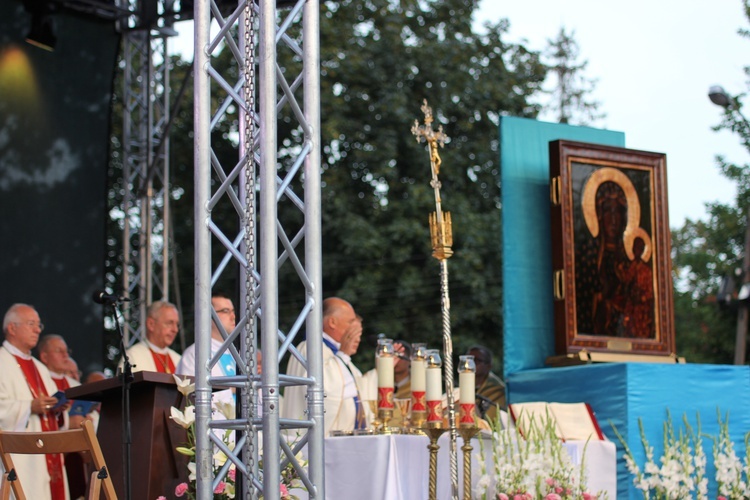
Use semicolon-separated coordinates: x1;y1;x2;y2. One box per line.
31;396;58;414
339;322;362;356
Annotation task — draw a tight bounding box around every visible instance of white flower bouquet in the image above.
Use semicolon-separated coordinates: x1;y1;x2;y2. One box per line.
476;411;604;499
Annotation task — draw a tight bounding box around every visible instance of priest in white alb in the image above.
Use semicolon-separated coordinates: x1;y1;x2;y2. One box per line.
0;303;69;500
119;300;181;374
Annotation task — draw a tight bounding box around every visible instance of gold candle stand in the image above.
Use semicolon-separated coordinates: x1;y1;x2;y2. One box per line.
423;425;447;500
411;409;426;431
378;408;395;434
459;425;479;500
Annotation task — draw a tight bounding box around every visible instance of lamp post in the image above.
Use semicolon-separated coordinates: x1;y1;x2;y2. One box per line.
708;84;750;365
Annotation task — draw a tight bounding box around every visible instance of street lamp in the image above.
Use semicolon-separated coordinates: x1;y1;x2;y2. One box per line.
708;84;750;365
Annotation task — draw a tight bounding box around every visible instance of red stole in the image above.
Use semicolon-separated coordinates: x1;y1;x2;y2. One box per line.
150;350;175;374
52;376;70;392
14;356;66;500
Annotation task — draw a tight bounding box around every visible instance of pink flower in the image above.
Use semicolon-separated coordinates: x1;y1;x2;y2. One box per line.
214;481;226;494
228;467;236;481
174;483;188;497
497;494;509;500
545;478;555;486
156;497;167;500
718;497;727;500
555;486;563;494
281;484;290;495
583;494;597;500
544;494;562;500
513;495;525;500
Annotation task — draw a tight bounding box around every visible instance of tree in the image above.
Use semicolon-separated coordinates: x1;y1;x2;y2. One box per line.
104;0;549;375
671;0;750;363
307;0;547;371
542;27;604;125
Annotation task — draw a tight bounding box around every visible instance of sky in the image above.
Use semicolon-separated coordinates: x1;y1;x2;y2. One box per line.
474;0;749;228
172;0;749;228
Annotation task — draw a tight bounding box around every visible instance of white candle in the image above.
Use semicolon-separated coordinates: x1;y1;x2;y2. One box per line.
411;358;426;392
377;355;394;388
459;371;475;404
425;366;442;401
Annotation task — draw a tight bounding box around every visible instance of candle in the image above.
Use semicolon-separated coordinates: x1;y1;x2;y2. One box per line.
376;338;395;409
377;354;394;387
410;343;427;392
410;343;427;416
458;354;476;426
458;355;476;404
425;349;442;423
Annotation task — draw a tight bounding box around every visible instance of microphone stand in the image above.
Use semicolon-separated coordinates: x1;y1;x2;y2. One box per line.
110;300;133;500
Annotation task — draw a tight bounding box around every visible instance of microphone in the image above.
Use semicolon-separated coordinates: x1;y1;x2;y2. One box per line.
92;290;131;304
476;394;497;407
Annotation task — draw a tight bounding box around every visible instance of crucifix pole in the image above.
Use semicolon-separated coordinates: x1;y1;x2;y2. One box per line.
412;99;459;500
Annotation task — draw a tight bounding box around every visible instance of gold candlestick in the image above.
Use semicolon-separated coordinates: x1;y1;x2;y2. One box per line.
459;426;480;500
366;400;381;431
378;408;394;434
411;409;426;430
424;426;447;500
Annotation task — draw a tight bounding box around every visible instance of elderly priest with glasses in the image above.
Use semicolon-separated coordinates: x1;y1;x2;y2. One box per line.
0;303;69;500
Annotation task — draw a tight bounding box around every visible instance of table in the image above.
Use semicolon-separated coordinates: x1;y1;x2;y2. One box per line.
316;432;617;499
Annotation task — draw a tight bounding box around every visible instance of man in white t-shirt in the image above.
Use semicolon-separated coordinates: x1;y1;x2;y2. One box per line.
177;292;238;417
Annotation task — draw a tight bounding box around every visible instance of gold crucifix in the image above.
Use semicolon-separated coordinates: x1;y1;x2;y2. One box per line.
411;99;453;261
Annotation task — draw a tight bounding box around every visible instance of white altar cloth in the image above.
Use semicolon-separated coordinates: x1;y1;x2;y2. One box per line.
315;432;617;500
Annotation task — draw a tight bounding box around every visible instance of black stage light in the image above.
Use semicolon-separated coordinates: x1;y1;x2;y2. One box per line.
25;12;57;51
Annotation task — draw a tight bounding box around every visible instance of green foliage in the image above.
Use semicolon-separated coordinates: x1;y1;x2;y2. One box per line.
542;27;604;126
312;0;546;372
104;1;560;374
670;0;750;364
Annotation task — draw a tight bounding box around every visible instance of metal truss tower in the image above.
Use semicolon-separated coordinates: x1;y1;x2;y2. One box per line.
112;0;324;493
192;0;324;499
118;10;174;345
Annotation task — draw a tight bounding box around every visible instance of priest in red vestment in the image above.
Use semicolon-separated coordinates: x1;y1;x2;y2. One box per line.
119;300;181;373
0;303;69;500
39;334;100;499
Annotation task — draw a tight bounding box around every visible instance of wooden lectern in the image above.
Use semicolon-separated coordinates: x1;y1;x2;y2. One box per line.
66;371;190;500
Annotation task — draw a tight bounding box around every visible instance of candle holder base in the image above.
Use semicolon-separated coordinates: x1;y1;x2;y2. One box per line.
458;425;480;500
377;408;394;434
423;426;448;500
411;409;427;429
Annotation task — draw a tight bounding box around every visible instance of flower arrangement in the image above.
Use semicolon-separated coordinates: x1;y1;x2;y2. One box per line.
613;409;750;499
475;412;604;500
163;375;304;500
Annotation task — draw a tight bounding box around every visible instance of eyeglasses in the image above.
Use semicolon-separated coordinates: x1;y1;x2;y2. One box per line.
49;348;72;355
216;308;235;315
14;321;44;332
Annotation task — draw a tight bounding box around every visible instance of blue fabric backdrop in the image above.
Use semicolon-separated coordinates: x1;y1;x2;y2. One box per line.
508;363;750;499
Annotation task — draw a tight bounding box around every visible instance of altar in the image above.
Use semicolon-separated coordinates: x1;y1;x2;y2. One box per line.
314;433;617;499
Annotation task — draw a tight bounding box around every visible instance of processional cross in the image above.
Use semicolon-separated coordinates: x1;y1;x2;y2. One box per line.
411;100;453;260
411;99;458;500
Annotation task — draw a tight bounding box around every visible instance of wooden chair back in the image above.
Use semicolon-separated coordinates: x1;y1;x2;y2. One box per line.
0;419;117;500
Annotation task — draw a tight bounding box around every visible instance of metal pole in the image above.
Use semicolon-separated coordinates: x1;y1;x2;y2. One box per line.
303;0;326;495
735;206;750;365
193;0;213;495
